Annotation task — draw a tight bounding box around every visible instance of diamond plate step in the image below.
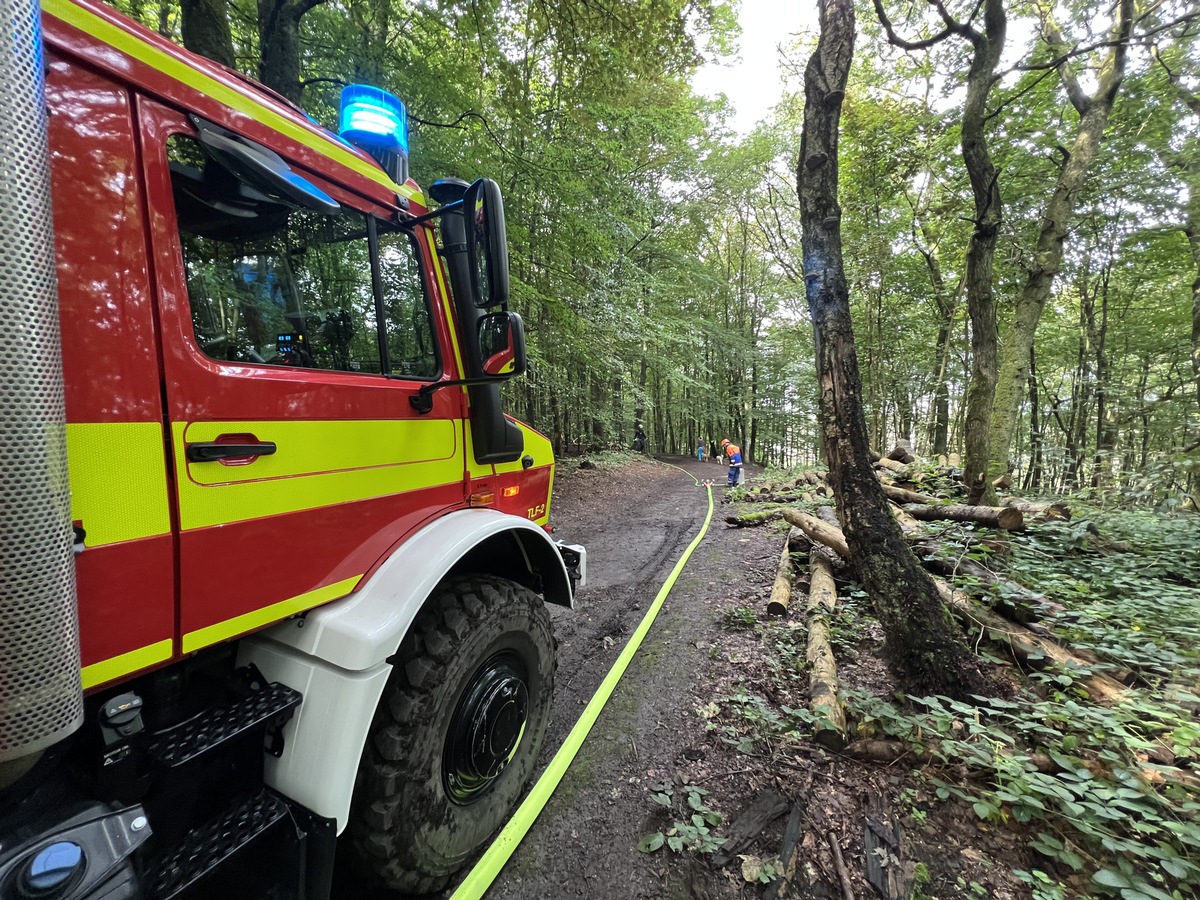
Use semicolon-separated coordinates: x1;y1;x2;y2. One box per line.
144;789;289;900
147;681;301;768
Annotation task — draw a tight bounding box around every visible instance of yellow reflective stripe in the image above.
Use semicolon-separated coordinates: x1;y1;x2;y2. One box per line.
82;639;173;689
493;423;552;525
430;246;466;377
67;422;171;545
41;0;424;207
173;419;464;529
493;422;551;475
182;575;360;653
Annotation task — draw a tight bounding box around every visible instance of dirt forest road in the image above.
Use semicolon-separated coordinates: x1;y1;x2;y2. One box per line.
458;455;783;900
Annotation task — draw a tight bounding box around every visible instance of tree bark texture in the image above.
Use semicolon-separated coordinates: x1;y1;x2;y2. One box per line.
257;0;325;104
959;0;1006;506
807;549;847;747
902;503;1024;531
767;540;795;616
987;0;1134;481
180;0;236;68
798;0;987;697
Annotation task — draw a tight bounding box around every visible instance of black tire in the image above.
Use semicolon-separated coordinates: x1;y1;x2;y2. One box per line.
346;574;556;895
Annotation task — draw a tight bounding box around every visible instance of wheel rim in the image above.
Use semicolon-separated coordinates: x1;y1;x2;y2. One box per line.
443;650;530;805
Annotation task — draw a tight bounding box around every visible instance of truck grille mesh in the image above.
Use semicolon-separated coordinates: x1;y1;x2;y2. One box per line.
0;0;84;762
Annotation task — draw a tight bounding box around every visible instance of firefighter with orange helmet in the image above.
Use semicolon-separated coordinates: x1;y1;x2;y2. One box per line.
720;438;743;486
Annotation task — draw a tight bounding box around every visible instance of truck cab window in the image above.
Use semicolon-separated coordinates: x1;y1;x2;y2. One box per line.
167;134;437;377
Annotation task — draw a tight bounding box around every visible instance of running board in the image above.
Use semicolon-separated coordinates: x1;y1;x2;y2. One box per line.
143;789;289;900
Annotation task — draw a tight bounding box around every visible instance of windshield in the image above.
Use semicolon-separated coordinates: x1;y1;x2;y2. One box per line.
168;133;438;378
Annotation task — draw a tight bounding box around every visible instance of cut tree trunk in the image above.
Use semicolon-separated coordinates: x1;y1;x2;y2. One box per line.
886;440;916;464
913;545;1062;628
807;549;847;748
782;509;850;559
881;484;937;505
767;540;796;616
725;509;781;528
932;578;1126;704
1000;497;1071;520
903;503;1024;531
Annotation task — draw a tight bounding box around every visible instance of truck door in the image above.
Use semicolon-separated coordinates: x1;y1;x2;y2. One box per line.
48;55;177;689
137;100;467;655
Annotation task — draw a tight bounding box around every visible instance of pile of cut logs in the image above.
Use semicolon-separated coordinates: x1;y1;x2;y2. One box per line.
729;441;1121;750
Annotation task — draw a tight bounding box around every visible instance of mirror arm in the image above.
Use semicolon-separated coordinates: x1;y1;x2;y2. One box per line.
407;377;503;414
399;198;463;229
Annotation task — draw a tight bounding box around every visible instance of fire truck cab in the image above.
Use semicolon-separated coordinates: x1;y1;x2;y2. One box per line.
0;0;583;897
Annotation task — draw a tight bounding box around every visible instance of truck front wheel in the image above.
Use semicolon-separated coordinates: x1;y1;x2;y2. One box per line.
346;574;555;895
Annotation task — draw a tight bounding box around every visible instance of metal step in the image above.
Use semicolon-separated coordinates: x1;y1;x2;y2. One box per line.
143;789;289;900
147;680;301;768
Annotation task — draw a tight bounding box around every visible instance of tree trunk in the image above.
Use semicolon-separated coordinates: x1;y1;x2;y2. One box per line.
807;549;847;748
258;0;325;104
1023;346;1043;492
180;0;236;68
902;503;1024;530
959;0;1007;507
799;0;987;697
987;0;1134;481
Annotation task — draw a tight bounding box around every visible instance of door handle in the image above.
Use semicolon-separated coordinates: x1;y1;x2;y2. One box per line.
186;441;277;463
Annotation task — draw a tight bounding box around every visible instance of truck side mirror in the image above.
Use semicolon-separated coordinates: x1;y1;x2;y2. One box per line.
463;178;510;309
479;311;526;377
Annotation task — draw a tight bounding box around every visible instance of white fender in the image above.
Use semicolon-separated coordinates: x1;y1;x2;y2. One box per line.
238;507;579;831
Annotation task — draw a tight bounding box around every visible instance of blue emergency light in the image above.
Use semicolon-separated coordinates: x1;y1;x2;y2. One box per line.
339;84;409;184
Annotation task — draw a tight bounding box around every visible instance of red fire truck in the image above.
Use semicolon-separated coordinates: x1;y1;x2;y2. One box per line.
0;0;583;896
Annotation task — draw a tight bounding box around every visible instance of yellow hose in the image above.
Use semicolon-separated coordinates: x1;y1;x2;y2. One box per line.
450;481;715;900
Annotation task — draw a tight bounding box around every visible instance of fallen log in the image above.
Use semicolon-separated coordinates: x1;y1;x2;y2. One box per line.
790;508;1125;704
816;505;841;527
903;503;1024;531
876;457;908;474
844;740;1199;792
912;544;1063;627
807;549;847;748
881;484;937;505
767;540;796;617
724;509;781;528
888;503;923;536
933;577;1127;704
748;492;811;505
1001;497;1071;521
782;509;850;559
786;526;810;552
886;440;916;464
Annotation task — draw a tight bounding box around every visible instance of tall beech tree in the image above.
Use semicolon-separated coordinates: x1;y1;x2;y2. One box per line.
799;0;987;696
874;0;1006;505
988;0;1136;484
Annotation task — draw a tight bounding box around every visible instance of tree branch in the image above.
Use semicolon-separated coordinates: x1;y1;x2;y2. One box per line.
872;0;954;50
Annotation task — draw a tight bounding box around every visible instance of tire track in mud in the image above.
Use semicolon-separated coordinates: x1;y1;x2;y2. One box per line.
472;459;721;900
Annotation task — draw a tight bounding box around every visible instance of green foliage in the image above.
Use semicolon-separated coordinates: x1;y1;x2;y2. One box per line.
848;687;1200;899
720;606;758;630
638;782;726;855
1006;510;1200;678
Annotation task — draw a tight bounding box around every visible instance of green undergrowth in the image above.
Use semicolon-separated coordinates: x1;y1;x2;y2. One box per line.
705;507;1200;899
555;449;645;474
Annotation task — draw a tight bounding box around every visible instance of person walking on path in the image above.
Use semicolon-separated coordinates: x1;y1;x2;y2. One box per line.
697;440;706;462
719;438;744;487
